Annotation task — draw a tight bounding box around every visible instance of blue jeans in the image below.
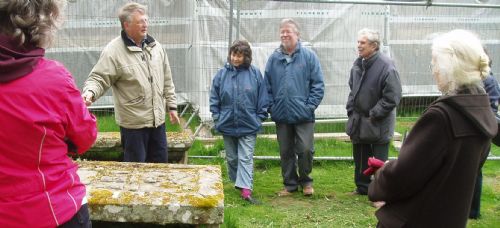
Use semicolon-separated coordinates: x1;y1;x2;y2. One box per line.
120;124;167;163
223;134;256;190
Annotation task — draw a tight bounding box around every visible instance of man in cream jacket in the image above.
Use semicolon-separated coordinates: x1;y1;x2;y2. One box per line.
83;2;179;163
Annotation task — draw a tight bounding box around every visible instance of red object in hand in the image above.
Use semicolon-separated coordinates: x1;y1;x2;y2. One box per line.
363;157;385;176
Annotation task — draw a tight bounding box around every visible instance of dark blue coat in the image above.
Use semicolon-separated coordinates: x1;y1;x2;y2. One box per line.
264;41;325;124
483;72;500;114
210;63;268;137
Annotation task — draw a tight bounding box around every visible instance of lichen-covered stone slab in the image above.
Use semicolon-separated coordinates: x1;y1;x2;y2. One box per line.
77;161;223;225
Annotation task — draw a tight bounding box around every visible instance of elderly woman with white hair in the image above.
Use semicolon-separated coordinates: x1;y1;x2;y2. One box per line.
367;29;497;228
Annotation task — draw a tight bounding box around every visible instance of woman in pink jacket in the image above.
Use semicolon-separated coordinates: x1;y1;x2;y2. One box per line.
0;1;97;227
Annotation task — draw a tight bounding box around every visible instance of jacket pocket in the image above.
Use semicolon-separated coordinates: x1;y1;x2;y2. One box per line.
215;109;231;133
346;112;359;136
125;96;145;105
359;116;381;142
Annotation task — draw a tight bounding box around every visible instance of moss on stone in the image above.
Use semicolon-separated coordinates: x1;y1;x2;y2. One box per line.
182;194;223;208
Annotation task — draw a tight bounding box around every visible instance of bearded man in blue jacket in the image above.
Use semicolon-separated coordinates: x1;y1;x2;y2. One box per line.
265;18;325;197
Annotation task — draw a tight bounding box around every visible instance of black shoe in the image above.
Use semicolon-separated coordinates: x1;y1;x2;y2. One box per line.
469;215;481;220
243;196;261;205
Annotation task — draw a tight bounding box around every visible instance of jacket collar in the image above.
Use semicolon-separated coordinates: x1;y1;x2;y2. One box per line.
224;62;247;73
277;41;302;60
121;30;156;51
355;51;380;71
0;34;44;83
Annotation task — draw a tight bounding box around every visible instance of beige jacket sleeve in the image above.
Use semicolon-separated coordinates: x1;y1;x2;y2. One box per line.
83;48;119;100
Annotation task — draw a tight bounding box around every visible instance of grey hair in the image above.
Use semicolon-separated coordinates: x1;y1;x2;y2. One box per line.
280;18;300;36
358;28;380;51
431;29;490;95
0;0;66;48
118;2;147;30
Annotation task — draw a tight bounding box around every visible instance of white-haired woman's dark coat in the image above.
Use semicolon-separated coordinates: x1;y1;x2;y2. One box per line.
368;94;497;228
346;51;402;144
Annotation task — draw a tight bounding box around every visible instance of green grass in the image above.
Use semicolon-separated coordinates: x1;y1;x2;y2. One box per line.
188;138;400;158
92;110;182;132
260;121;346;134
490;144;500;156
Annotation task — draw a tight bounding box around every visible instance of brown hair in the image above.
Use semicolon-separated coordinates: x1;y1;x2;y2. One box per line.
228;40;252;69
0;0;66;48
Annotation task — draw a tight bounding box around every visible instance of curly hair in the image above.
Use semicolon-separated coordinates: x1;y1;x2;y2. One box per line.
0;0;66;48
228;39;252;69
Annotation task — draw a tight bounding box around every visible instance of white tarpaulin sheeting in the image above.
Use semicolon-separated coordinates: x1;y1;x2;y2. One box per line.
47;0;500;120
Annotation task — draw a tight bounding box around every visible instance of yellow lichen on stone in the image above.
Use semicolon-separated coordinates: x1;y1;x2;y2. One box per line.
89;189;116;205
213;182;223;191
119;191;135;204
181;194;223;208
162;195;172;205
79;160;224;217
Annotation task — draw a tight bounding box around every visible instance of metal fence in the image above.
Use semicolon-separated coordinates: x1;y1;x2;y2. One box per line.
48;0;500;131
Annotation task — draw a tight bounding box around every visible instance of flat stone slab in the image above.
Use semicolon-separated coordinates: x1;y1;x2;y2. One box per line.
77;161;224;225
91;132;193;163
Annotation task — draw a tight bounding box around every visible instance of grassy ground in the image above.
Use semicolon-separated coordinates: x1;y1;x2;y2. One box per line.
189;138;401;158
190;158;500;228
91;110;182;132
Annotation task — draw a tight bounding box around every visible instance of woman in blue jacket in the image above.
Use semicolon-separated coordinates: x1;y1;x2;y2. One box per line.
210;40;268;203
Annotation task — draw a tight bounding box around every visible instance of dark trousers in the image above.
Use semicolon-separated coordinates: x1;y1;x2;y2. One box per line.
276;122;315;191
469;169;482;218
470;145;489;219
353;143;389;194
59;204;91;228
120;124;168;163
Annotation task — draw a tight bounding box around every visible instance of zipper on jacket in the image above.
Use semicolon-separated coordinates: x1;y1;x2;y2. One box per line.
144;48;156;127
234;71;239;136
